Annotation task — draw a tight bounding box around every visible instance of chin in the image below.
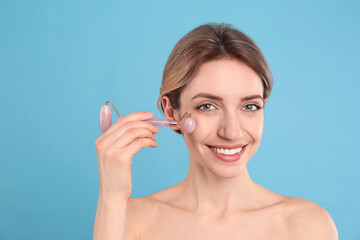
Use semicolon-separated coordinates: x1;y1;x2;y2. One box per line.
209;163;248;179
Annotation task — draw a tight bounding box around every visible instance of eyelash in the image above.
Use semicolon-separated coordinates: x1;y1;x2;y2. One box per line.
196;103;262;112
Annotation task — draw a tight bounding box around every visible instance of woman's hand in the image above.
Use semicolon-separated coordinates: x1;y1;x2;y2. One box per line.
94;111;159;199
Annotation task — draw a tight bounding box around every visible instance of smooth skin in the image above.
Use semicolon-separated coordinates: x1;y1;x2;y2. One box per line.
94;58;338;239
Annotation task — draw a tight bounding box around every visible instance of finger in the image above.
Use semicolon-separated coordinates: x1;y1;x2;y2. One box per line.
102;127;156;156
110;111;153;134
101;111;153;138
118;137;158;161
116;120;159;139
97;120;158;151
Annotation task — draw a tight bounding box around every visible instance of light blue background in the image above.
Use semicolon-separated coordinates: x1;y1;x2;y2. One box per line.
1;0;359;239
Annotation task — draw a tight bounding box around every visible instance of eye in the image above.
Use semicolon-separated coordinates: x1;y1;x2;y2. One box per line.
243;104;262;111
197;103;215;111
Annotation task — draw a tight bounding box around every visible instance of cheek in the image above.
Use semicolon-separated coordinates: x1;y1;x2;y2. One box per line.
184;115;216;144
193;115;218;135
244;116;264;139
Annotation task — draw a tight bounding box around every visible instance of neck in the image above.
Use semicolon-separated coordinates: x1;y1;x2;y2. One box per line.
177;158;261;217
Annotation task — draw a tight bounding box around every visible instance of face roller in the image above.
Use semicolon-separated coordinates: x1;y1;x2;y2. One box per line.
99;101;196;137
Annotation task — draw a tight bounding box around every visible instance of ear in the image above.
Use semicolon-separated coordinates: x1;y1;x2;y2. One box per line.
161;96;181;131
264;98;268;107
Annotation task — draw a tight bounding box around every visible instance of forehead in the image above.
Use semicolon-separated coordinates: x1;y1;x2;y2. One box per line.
182;58;263;100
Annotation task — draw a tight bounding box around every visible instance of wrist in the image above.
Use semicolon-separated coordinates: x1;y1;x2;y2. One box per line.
99;191;130;203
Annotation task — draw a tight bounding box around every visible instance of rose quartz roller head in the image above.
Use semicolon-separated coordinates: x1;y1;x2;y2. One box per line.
99;101;196;136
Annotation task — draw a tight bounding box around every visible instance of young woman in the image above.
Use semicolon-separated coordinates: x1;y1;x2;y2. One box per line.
93;23;338;239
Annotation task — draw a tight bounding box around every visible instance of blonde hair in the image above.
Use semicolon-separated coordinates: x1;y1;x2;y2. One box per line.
157;22;273;134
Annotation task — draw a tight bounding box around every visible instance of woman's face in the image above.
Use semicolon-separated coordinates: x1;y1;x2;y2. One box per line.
176;58;267;177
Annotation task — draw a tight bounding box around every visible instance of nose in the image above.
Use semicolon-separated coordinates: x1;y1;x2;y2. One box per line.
217;112;244;140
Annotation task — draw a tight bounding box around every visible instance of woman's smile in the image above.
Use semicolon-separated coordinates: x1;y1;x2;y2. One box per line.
207;144;249;162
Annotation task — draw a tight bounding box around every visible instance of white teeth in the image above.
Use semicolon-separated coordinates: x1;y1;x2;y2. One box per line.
210;146;243;155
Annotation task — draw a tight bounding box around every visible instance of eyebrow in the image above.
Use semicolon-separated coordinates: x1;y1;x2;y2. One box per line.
191;93;264;102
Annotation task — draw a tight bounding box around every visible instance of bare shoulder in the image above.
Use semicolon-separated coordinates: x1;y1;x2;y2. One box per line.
284;197;338;240
124;196;159;239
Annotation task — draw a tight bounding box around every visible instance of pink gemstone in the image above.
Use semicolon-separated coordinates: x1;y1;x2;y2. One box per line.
183;118;196;133
99;105;112;133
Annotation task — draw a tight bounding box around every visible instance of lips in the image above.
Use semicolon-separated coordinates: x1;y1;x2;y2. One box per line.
207;144;247;149
207;144;248;162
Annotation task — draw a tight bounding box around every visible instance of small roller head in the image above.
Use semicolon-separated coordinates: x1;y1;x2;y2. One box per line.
177;112;196;137
183;117;196;133
99;105;112;133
